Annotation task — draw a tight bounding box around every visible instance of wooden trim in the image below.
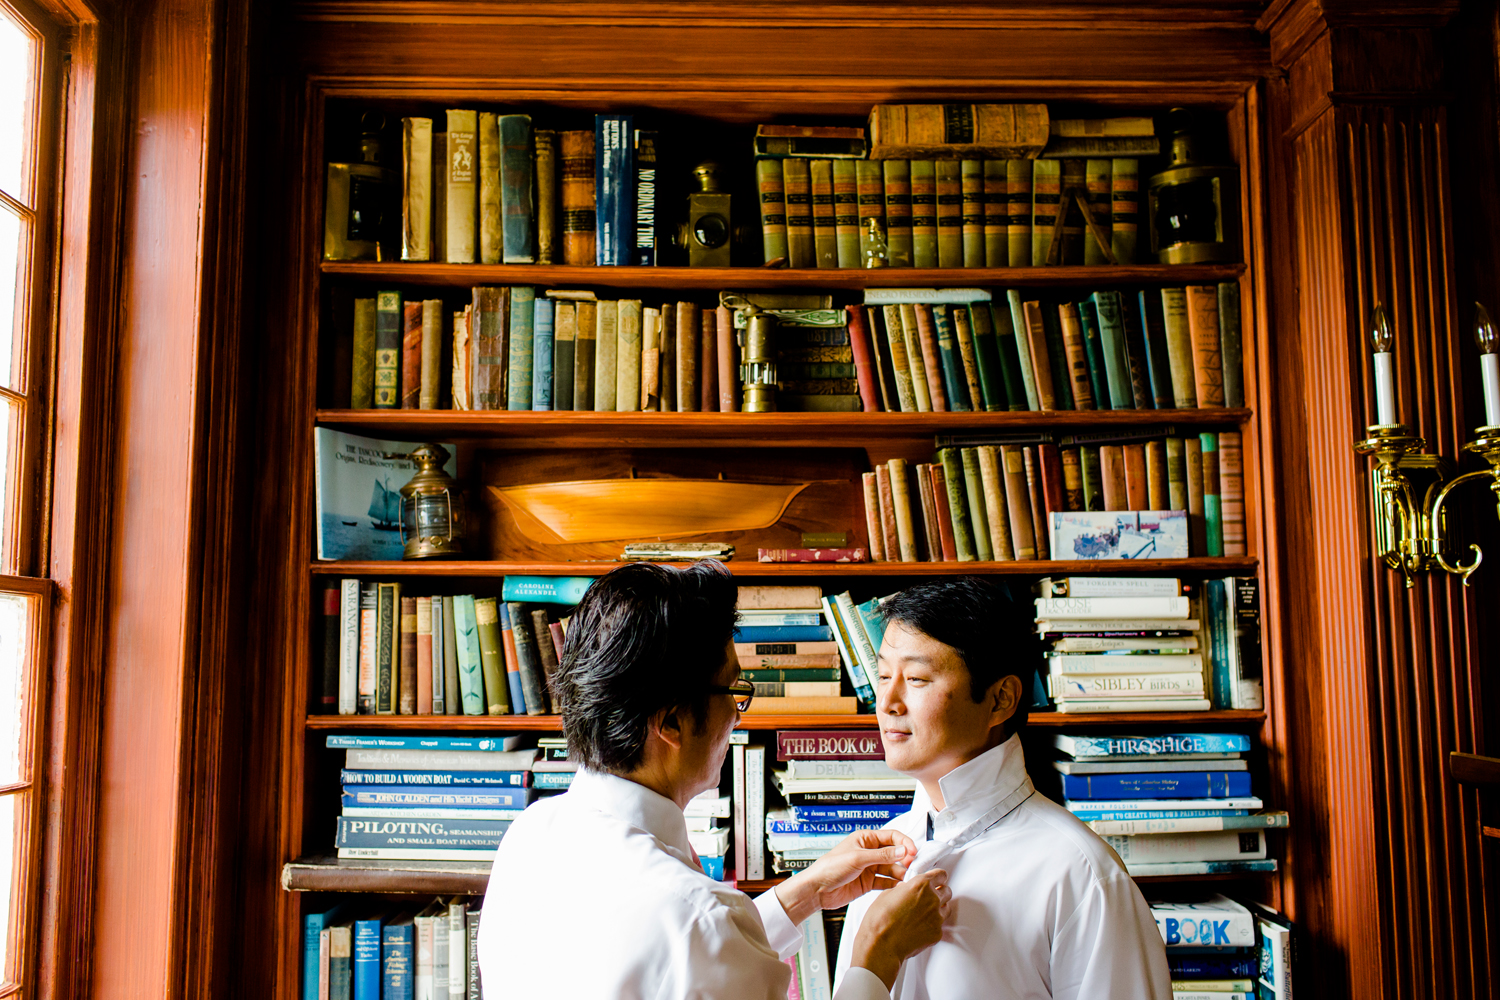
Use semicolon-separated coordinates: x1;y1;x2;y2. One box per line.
307;557;1259;578
1452;752;1500;789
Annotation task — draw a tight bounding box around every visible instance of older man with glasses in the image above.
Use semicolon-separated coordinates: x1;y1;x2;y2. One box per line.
476;561;950;999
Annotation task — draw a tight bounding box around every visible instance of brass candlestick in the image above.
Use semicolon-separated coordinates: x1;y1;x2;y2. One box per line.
1354;424;1427;587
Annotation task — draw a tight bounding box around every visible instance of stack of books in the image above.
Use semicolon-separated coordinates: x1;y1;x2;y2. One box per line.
1150;895;1259;1000
686;788;732;881
737;586;858;716
821;590;893;713
331;734;538;861
304;897;481;1000
1056;731;1283;877
768;730;914;874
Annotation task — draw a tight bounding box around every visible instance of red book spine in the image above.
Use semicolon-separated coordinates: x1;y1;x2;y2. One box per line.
845;304;882;412
500;605;524;713
928;462;959;561
756;548;869;563
1023;446;1050;560
876;464;900;561
402;301;423;409
912;305;948;411
1123;442;1149;510
1037;442;1067;516
716;305;737;411
776;730;884;760
861;471;887;562
700;309;718;412
548;621;566;662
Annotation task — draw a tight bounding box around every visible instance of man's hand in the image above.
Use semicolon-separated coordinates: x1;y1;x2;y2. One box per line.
773;829;917;925
849;869;951;989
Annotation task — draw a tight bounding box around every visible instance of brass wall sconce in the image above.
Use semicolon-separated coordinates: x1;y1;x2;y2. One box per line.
1353;303;1500;586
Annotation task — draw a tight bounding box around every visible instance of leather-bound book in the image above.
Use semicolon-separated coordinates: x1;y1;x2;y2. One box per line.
499;114;535;263
1100;444;1128;511
1123;442;1149;510
534;129;559;264
928;463;959;561
639;307;661;411
1060;445;1085;511
961;159;984;268
1161;287;1198;407
975;445;1015;560
935;159;963;268
911;305;948;412
351;297;376;409
420;299;442;410
833;159;861;267
592;300;618;412
1218;430;1246;556
478;111;502;263
374;291;402;410
445;109;478;263
401;117;432;261
375;582;399;714
700;309;717;412
676;302;700;412
856;160;885;264
470;286;508;411
573;300;596;411
756;158;788;264
845;305;881;412
530;608;560;706
560;130;597;266
1007;158;1032;267
861;472;886;561
810;159;838;268
909;160;937;268
999;445;1035;560
401;300;422;409
882;159;912;267
1145;439;1168;510
868;104;1049;159
914;463;940;560
450;307;470;410
1038;443;1067;519
507;602;549;715
1185;284;1225;406
1021;301;1058;410
1083;158;1112;265
951;305;985;411
716;305;737;411
875;464;901;564
398;596;418;715
1023;446;1050;559
983;159;1006;267
1111;158;1138;264
898;304;933;412
506;287;536;411
782;158;814;268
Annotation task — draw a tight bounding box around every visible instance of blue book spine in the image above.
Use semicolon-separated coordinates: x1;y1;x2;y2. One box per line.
506;286;536;411
790;804;907;821
531;771;574;789
353;919;383;1000
1071;807;1250;821
732;625;834;642
1062;770;1253;800
498;603;529;714
931;306;971;412
532;297;554;411
854;599;888;652
304;914;325;1000
500;575;594;605
326;735;523;752
699;854;724;880
382;923;414;1000
342;786;533;808
767;817;890;834
594;115;635;265
338;815;513;850
634;129;658;265
1207;579;1232;709
499;114;535;263
1169;954;1259;978
1077;297;1112;410
340;769;530;787
1060;733;1251;757
1092;290;1135;409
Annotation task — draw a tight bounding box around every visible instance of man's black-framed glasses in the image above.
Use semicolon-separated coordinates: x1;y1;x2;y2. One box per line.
708;678;755;713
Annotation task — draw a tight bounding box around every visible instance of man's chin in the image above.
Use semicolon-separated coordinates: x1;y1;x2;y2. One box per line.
880;742;926;777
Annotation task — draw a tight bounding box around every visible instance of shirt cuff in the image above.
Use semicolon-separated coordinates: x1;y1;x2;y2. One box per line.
753;887;804;961
833;966;890;1000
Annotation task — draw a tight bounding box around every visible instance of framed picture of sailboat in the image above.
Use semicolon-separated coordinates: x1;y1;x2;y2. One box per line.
314;428;458;560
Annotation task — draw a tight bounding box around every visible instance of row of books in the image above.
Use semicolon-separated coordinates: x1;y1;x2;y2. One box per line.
1037;577;1262;712
315;580;570;716
303;898;480;1000
854;284;1243;414
754;155;1146;269
859;432;1245;564
1148;894;1294;1000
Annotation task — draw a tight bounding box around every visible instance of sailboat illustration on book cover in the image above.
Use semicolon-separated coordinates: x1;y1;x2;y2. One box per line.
315;427;458;560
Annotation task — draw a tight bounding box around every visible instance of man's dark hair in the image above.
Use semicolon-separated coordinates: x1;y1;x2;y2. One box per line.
555;561;739;773
876;577;1037;736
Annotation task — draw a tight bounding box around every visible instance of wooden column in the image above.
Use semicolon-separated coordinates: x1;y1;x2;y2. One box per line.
1259;1;1498;996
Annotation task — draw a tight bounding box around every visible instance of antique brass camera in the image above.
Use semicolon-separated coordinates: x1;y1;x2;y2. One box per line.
676;160;733;267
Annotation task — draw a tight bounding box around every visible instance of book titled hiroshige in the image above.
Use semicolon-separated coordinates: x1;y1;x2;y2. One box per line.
758;548;869;563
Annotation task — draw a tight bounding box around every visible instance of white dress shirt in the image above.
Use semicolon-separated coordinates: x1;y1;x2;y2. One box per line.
834;735;1172;1000
478;768;888;1000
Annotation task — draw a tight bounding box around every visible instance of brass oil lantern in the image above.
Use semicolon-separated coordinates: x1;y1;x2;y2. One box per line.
399;443;467;559
1146;108;1240;264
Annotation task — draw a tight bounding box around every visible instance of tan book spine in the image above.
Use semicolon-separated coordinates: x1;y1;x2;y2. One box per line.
897;303;933;412
534;129;559;264
951;305;984;411
1166;436;1188;511
882;159;912;267
1161;287;1198;407
881;304;917;411
935;159;963;268
420;299;442;409
351;297;376;409
914;463;941;561
976;445;1014;561
861;471;887;561
477;111;502;264
573;300;597;411
700;309;718;412
640;306;661;411
1099;444;1127;511
1023;446;1050;559
912;304;948;411
401;301;422;409
1185;284;1225;406
560;130;597;266
867;102;1050;158
810;158;838;268
1218;430;1246;556
1123;442;1148;510
961;159;984;268
416;597;433;715
999;446;1036;560
430;133;447;261
1021;301;1058;411
445;109;477;263
741;696;857;715
1055;301;1092;410
716;305;737;411
960;447;993;561
887;458;919;562
398;596;418;715
875;464;900;563
450;308;470;410
1083;158;1112;265
1186;436;1206;554
983;159;1006;267
1061;445;1084;511
593;300;618;411
676;302;700;411
659;305;676;412
401;117;432;261
616;299;643;412
783;157;815;268
1145;439;1168;510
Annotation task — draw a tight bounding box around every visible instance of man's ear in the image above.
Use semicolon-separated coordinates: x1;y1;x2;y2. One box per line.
651;705;687;751
987;674;1023;730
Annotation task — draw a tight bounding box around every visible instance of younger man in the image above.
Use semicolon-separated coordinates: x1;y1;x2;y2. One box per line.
833;577;1172;999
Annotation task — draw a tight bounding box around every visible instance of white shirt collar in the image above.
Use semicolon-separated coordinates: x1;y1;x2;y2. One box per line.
566;768;697;864
912;734;1033;844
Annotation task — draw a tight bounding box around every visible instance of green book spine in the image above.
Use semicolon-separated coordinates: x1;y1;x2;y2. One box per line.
1059;158;1086;264
983;159;1006;268
960;447;993;560
1091;290;1134;409
1218;281;1244;408
932;307;970;412
1161;287;1198;408
374;291;403;409
856;160;885;264
1080;445;1105;512
452;596;486;716
615;299;643;411
988;301;1026;411
593;300;618;411
967;303;1007;411
782;157;815;269
882;160;912;267
1111;158;1138;264
833;159;861;267
1138;289;1176;408
1007;158;1032;268
1006;290;1040;411
499;114;535;263
1119;292;1154;409
473;597;512;715
910;160;937;268
939;448;977;562
351;297;376;409
1041;304;1075;411
1031;159;1060;266
552;301;575;410
1083;158;1112;266
1077;298;1111;410
810;158;838;268
506;601;550;716
506;286;535;410
961;159;984;268
375;582;400;714
1199;432;1223;556
756;158;788;263
935;159;963;268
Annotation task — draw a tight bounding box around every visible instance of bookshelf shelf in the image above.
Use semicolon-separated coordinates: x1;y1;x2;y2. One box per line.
309;557;1259;578
320;261;1246;291
314;408;1254;444
303;709;1264;731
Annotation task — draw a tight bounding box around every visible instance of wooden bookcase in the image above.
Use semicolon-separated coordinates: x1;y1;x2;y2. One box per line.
265;11;1283;999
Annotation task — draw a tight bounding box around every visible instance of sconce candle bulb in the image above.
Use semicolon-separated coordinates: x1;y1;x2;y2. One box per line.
1370;304;1398;426
1475;301;1500;428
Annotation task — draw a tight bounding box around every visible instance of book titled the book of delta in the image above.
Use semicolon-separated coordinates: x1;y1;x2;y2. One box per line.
314;428;457;560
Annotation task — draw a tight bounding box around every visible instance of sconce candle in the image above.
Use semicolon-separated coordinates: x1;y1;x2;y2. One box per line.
1370;304;1398;426
1476;302;1500;427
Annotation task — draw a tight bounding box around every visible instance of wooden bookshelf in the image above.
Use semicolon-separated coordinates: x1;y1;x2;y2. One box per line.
322;260;1246;291
310;557;1259;577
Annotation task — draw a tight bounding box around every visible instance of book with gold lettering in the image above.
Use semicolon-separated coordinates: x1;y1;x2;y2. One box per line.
474;597;512;715
868;103;1049;159
374;291;402;410
1007;158;1032;267
401;301;422;410
961;159;984;268
560;130;597;266
1186;285;1225;406
832;159;860;267
782;157;814;268
935;159;963;268
810;159;838;268
445;109;477;263
882;159;912;267
909;160;937;268
756;158;789;264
